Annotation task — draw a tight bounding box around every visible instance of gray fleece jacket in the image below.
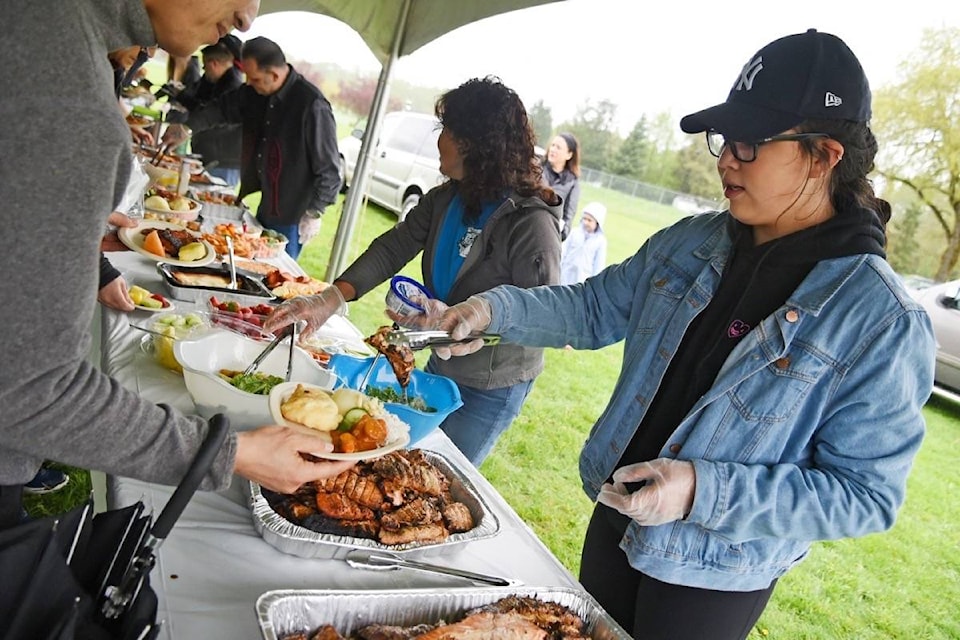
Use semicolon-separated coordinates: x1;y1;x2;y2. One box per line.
339;181;562;389
0;0;236;489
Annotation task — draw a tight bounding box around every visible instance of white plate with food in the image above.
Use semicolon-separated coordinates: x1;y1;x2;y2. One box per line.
129;285;175;313
268;382;410;461
119;220;216;267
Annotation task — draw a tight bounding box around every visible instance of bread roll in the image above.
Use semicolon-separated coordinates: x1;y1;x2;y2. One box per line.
281;384;340;431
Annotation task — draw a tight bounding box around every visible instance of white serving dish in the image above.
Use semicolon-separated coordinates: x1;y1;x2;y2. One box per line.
144;196;202;221
173;330;336;430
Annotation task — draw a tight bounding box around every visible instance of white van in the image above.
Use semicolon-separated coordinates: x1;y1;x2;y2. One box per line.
339;111;444;222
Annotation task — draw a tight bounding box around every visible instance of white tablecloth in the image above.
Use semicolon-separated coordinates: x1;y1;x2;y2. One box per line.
101;249;580;639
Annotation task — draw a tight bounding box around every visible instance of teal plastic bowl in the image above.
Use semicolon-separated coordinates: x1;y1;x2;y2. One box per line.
328;354;463;445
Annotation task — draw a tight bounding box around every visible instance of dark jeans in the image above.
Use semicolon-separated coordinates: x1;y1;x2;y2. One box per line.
425;359;534;466
580;504;776;640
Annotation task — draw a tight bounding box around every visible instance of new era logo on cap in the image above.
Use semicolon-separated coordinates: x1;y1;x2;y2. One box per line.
825;92;843;107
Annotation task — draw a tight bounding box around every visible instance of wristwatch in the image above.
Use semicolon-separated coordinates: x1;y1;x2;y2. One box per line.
305;208;323;219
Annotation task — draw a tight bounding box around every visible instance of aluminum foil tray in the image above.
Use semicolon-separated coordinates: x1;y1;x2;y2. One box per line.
157;262;275;305
249;450;500;559
256;586;632;640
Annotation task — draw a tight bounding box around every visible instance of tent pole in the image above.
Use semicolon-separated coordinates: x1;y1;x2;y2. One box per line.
325;0;412;283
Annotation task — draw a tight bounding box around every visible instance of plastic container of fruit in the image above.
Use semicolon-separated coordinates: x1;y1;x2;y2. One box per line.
136;311;211;373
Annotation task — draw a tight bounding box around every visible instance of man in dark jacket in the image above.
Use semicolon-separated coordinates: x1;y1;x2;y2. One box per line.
173;38;244;185
164;36;340;259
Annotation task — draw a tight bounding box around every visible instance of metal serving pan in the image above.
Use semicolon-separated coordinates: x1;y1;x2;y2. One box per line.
157;262;275;304
256;586;632;640
248;450;500;559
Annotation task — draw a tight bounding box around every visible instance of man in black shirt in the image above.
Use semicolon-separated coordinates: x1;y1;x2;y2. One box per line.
164;37;340;258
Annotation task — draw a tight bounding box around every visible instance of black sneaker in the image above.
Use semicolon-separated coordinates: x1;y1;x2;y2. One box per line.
23;468;70;494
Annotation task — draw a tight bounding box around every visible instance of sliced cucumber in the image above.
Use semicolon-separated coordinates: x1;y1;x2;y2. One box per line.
338;407;369;432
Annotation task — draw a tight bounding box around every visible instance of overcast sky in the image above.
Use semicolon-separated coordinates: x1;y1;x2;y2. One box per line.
244;0;960;135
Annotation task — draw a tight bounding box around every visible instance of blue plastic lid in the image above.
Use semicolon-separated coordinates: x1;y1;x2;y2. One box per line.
389;276;433;311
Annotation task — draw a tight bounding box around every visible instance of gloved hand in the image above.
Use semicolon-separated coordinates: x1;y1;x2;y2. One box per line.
596;458;696;527
299;213;322;246
386;297;449;330
161;123;191;147
435;296;493;360
263;285;347;339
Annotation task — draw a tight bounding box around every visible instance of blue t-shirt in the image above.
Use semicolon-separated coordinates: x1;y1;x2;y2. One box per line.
431;194;499;300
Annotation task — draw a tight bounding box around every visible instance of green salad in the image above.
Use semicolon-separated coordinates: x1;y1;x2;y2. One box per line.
219;369;285;395
364;385;436;413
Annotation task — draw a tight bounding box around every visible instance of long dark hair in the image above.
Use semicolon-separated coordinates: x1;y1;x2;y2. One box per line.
435;76;554;218
556;132;581;178
797;119;891;227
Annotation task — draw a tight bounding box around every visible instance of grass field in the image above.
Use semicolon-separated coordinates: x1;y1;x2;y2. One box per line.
35;182;959;638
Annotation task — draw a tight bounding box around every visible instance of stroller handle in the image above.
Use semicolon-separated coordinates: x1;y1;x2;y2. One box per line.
152;414;230;540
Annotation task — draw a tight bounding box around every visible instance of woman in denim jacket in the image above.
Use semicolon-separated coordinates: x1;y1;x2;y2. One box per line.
406;31;936;639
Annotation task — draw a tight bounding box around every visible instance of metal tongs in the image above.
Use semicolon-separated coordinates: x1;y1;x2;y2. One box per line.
149;142;170;166
344;550;517;587
384;329;500;351
224;235;238;290
241;323;298;380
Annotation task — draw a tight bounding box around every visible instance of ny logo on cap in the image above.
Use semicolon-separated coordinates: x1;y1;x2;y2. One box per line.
825;92;843;107
736;55;763;91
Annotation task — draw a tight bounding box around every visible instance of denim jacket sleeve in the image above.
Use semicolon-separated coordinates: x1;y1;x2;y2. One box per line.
483;224;666;349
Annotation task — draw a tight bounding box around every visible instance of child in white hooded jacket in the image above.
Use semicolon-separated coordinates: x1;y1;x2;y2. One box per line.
560;202;607;285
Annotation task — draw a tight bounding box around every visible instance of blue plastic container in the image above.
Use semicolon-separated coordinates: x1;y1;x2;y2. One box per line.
328;354;463;445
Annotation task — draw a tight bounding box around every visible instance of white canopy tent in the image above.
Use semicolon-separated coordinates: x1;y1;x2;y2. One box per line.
259;0;565;281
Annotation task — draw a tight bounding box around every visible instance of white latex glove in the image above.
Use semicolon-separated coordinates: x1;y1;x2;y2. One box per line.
107;210;138;229
298;214;322;246
596;458;696;527
263;285;347;339
161;123;190;147
435;296;493;360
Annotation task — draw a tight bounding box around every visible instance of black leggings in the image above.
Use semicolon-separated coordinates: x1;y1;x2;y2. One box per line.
0;485;24;530
579;504;776;640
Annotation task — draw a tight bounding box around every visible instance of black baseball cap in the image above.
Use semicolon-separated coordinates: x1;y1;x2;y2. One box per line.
680;29;871;142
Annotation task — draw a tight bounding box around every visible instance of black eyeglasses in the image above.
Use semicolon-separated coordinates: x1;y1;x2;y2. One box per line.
705;131;830;162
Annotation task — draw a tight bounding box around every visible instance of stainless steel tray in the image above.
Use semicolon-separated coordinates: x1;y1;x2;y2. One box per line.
157;262;275;304
256;587;632;640
249;450;501;559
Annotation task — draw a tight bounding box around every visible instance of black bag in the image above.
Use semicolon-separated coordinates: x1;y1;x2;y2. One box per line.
0;415;229;640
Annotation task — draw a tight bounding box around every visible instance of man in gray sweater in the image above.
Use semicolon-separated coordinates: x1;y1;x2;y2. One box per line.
0;0;354;528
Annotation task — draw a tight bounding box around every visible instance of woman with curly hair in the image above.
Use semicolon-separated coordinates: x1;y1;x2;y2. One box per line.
265;76;563;465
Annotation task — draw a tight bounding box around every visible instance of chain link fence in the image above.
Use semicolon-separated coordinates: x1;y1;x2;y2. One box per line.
581;167;721;214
